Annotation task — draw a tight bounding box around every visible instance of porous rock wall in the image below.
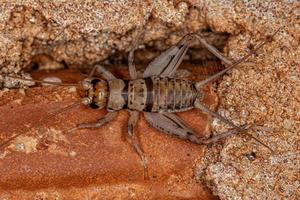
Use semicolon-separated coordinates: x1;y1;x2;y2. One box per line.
0;1;299;200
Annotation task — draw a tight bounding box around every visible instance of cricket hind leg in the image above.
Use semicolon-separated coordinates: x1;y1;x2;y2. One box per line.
143;112;241;144
66;112;117;133
195;28;281;89
144;112;201;144
194;100;274;152
143;111;271;151
142;32;232;78
184;33;233;65
143;112;240;145
127;111;149;179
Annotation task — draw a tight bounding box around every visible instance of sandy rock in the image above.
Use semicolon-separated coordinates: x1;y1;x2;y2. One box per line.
0;0;299;199
0;0;228;88
193;1;300;200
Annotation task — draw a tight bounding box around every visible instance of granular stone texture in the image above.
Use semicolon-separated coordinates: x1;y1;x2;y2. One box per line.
0;0;227;88
194;1;300;200
0;0;299;199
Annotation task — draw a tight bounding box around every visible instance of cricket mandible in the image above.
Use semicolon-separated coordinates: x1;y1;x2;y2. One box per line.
1;30;279;179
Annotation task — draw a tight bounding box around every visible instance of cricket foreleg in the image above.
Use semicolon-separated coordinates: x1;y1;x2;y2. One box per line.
88;64;116;80
127;111;149;179
67;112;117;133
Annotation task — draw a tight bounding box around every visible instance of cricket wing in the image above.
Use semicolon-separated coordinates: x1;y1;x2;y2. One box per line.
143;43;189;78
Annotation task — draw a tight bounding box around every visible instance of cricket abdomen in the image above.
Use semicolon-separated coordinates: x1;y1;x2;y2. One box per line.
127;77;198;113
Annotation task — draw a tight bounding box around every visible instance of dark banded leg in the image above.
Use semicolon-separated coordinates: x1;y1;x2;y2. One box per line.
67;112;117;133
88;64;116;80
127;111;149;179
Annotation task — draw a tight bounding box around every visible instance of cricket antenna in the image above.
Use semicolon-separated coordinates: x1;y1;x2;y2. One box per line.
244;131;274;153
0;69;88;150
39;99;85;125
195;26;282;89
0;99;86;150
2;74;79;87
0;132;25;150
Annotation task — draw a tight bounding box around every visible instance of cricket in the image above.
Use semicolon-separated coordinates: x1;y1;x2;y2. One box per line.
0;29;280;179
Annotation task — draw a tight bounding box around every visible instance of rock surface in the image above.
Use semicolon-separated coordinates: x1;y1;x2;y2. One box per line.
0;0;299;200
193;1;300;200
0;66;219;199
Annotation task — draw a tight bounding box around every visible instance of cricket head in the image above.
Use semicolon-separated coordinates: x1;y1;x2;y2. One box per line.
79;78;108;109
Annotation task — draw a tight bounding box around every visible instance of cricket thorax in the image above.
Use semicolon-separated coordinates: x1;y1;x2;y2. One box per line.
87;79;109;109
107;79;127;111
106;77;198;113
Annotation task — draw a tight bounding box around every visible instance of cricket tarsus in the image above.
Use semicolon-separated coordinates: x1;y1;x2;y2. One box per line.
195;101;274;152
1;27;280;179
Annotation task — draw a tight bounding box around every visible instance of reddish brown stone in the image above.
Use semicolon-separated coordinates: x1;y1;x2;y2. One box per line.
0;67;219;199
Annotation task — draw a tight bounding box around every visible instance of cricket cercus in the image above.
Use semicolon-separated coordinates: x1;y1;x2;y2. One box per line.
1;30;278;179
